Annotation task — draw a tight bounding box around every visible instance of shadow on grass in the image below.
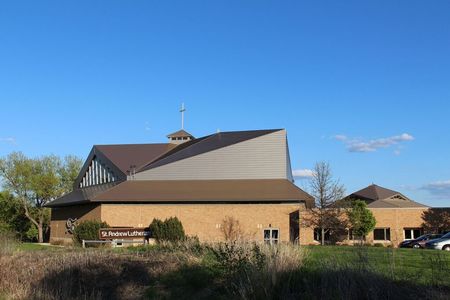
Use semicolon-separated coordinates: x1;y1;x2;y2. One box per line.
29;260;152;300
27;257;450;300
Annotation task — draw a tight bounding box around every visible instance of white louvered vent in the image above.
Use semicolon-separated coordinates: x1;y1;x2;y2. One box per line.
79;156;116;188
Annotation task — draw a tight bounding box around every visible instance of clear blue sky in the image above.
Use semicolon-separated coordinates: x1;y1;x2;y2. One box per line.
1;1;449;206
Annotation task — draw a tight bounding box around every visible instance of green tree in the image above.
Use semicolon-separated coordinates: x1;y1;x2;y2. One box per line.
0;152;82;243
0;191;31;238
347;200;376;243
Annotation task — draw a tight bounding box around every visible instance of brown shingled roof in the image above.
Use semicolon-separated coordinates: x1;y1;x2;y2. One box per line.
92;179;314;207
350;184;399;201
347;184;427;208
95;143;177;174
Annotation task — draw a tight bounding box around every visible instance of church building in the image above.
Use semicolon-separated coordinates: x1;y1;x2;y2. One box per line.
48;128;314;244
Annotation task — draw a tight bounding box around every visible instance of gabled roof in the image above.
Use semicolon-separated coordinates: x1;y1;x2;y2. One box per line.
47;179;313;208
167;129;194;138
140;129;283;171
350;184;399;201
347;184;427;208
95;143;177;174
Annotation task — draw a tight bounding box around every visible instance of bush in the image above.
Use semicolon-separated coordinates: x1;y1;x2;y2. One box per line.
72;220;109;246
149;217;185;242
373;243;385;247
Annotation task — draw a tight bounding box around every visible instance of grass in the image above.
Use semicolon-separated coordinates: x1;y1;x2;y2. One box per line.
306;245;450;286
1;240;449;299
16;242;60;251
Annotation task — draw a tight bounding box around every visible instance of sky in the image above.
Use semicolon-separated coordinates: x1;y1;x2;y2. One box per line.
0;1;449;206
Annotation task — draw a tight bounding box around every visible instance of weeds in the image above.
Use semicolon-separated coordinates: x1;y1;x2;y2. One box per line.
0;231;17;256
0;241;449;300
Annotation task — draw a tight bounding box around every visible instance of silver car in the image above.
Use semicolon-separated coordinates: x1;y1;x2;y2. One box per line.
425;232;450;251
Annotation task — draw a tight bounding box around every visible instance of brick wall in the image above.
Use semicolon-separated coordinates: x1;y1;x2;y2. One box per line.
49;204;101;244
101;203;302;242
299;208;428;247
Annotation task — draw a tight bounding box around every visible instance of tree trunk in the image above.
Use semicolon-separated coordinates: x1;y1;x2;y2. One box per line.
38;220;44;243
321;228;325;245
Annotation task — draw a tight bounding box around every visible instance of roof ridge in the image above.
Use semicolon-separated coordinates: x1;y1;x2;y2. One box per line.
143;132;218;169
95;143;169;147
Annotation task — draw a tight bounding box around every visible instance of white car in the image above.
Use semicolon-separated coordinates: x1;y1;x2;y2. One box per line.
425;232;450;251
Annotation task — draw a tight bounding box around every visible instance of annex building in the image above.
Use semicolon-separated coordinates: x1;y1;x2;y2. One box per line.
300;184;429;246
48;128;433;247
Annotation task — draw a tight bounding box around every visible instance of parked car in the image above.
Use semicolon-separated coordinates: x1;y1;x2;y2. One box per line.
425;232;450;251
399;233;443;249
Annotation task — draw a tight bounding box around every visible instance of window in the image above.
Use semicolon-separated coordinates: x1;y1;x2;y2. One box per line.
264;228;279;245
404;228;422;240
374;228;391;241
313;228;331;242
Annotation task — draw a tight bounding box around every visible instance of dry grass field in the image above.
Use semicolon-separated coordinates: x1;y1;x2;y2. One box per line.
0;236;449;300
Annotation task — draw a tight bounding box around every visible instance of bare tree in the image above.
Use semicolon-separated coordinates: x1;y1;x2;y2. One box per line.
302;162;347;245
221;216;243;241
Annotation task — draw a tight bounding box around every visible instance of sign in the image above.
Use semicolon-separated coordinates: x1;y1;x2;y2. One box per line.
99;228;149;240
66;218;78;234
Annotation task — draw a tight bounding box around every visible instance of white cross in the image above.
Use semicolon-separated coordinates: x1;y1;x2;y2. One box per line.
180;103;186;129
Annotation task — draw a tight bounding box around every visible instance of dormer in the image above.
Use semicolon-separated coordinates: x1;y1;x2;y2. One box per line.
167;129;194;144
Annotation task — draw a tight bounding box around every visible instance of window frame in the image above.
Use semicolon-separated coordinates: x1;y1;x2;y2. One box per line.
373;228;391;241
403;228;422;240
264;228;280;245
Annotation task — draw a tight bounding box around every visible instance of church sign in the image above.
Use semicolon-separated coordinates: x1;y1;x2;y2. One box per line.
98;228;149;240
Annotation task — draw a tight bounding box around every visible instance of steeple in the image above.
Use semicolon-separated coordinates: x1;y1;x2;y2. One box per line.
167;103;194;144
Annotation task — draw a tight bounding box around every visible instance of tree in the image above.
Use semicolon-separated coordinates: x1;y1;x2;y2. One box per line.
221;216;243;241
0;191;31;239
302;162;347;245
422;208;450;234
347;200;376;243
0;152;82;243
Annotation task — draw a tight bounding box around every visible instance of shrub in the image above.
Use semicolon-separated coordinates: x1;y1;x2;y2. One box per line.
149;217;185;242
72;220;109;246
373;243;384;247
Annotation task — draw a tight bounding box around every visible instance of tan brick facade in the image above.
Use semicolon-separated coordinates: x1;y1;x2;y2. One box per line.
50;203;303;244
50;204;101;244
299;208;428;247
50;203;429;247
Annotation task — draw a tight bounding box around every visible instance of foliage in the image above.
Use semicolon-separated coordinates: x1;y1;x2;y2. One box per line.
0;191;32;240
149;217;186;242
301;161;348;245
0;152;82;243
221;216;243;241
72;220;109;246
347;200;376;240
422;208;450;234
